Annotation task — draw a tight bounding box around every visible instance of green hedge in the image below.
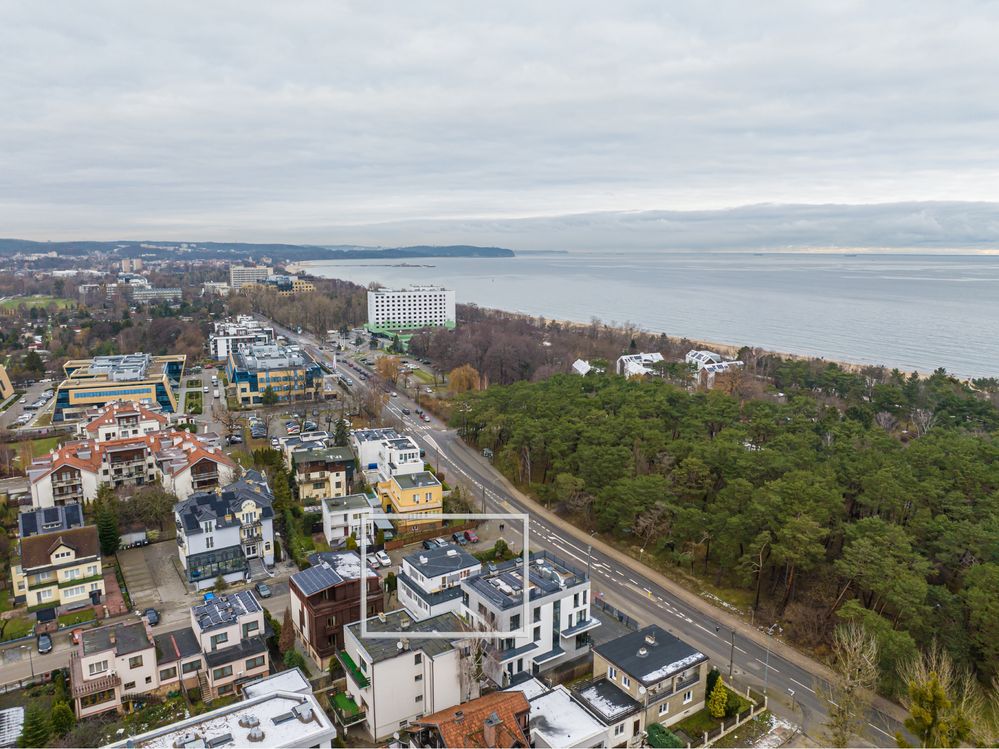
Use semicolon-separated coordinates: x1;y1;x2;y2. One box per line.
647;724;684;749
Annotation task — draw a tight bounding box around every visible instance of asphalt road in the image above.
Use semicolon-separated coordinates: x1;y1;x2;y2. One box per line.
270;318;909;747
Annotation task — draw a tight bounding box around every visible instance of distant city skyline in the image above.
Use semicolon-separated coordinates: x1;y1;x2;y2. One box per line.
3;2;999;244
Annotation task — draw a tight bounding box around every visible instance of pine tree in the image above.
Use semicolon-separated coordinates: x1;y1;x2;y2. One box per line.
50;702;76;736
279;606;296;654
18;704;51;748
95;489;120;557
707;675;728;719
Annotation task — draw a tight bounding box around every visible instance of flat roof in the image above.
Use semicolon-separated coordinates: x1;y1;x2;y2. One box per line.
403;543;480;578
463;550;587;610
529;686;605;747
348;610;462;664
593;625;707;686
394;471;440;490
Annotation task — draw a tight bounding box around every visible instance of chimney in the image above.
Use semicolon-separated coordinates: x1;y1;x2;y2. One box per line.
645;631;656;646
454;710;464;724
483;712;501;748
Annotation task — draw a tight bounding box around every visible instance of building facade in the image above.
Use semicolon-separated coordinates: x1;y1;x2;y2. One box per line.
366;286;456;334
208;316;275;361
74;399;169;441
229;264;272;289
379;472;443;533
226;343;323;406
11;525;104;609
293;446;355;502
53;353;185;422
398;544;481;621
69;620;158;718
190;590;270;699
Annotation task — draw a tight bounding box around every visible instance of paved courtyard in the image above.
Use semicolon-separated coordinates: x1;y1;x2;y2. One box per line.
118;542;191;624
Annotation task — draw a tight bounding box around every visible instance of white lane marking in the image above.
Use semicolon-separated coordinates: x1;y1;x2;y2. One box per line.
754;658;780;673
790;677;815;694
868;723;893;739
628;577;639;585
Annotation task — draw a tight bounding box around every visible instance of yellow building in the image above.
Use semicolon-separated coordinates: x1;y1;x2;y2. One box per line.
379;471;443;533
12;526;105;609
54;353;185;422
0;364;13;401
226;343;322;406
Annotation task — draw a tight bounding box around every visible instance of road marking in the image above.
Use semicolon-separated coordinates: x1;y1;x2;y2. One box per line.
867;723;893;739
754;658;779;673
628;577;639;585
789;677;815;694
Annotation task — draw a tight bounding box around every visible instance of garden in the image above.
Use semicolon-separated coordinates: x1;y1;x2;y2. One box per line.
672;672;755;745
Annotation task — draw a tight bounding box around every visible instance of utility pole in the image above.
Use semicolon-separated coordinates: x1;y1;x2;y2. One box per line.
728;630;735;678
481;485;486;513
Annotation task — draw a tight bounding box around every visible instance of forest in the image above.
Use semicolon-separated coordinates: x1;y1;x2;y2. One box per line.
453;372;999;697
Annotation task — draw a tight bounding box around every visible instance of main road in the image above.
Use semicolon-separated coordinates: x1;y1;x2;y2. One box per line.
266;316;909;747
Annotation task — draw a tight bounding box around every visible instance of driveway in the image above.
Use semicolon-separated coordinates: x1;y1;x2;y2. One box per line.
118;542;190;620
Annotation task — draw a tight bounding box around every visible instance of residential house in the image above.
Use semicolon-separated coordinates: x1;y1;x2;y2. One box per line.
293;446;355;502
339;610;477;741
350;427;402;482
528;684;608;749
173;470;275;589
572;679;645;748
189;590;270;699
11;525;104;609
69;620;158;718
379;472;443;534
398;544;481;621
590;625;709;731
375;436;423;484
408;690;531;748
74;399;169;441
288;551;384;668
461;551;598;687
615;353;664;378
321;492;393;548
152;627;204;695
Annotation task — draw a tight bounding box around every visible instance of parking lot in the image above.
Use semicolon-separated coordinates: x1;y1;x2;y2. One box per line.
0;379;56;430
118;542;192;625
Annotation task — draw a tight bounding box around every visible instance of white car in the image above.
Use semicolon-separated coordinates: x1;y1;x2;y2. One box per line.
202;386;209;393
375;550;392;567
390;392;398;397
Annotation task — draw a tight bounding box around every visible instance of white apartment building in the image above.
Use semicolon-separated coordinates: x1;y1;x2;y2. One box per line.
229;264;273;289
366;286;456;332
461;551;599;687
398;543;481;621
74;400;170;441
189;590;270;699
351;427;403;482
174;470;275;589
376;435;423;483
340;610;477;741
208;315;275;361
322;493;380;547
616;353;664;378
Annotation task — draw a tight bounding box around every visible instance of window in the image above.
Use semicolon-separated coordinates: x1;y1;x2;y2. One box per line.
88;660;109;676
160;667;177;680
211;633;228;650
415;695;423;703
124;681;136;690
206;536;214;549
510;614;520;629
683;690;693;704
414;653;422;665
533;607;541;623
129;655;143;669
614;724;625;736
182;660;201;673
245;656;265;670
415;674;423;682
659;702;669;715
213;665;233;680
623;675;631;688
242;621;259;638
533;626;541;642
145;676;152;684
219;684;234;695
608;666;617;680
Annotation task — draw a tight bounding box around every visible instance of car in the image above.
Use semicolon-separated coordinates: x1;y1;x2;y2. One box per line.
375;550;392;567
433;537;449;548
451;532;467;545
270;437;280;447
422;414;431;422
202;386;209;393
401;407;411;415
464;529;480;544
415;408;424;415
254;582;272;598
144;608;160;626
391;392;398;397
228;434;243;444
425;387;434;394
71;627;85;645
303;421;317;431
37;633;52;654
422;539;436;550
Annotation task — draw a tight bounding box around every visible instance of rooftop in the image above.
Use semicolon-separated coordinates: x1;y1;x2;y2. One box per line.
230;342;315;372
82;620;152;658
593;624;707;686
176;470;274;535
394;471;441;491
410;691;530;749
528;685;605;748
351;427;401;444
19;525;99;570
18;503;83;538
292;446;355;466
403;543;480;578
242;667;311;698
192;590;261;632
291;552;378;596
347;610;463;664
153;627;201;664
574;678;642;724
463;550;587;610
322;493;373;513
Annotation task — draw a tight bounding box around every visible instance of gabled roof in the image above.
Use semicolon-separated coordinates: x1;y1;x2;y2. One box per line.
82;399;168;433
411;691;530;748
174;471;274;535
153;627;201;664
19;526;99;570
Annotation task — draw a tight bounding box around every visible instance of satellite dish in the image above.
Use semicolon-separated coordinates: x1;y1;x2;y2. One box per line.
638;686;646;695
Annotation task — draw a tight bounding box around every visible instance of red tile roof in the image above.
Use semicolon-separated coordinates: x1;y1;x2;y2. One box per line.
410;691;531;748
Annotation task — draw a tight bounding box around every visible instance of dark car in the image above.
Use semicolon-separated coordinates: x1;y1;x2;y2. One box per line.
37;633;53;654
401;408;411;415
422;539;436;550
254;582;272;598
144;608;160;626
451;532;467;545
464;529;480;544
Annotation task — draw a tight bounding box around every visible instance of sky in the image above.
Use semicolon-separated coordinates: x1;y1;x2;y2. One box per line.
3;1;999;247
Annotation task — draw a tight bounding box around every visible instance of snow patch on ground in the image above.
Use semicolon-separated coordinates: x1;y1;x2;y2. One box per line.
752;714;797;748
700;591;744;615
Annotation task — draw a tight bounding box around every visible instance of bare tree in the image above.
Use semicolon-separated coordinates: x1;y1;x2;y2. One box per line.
213;404;245;439
874;411;898;432
911;408;937;437
821;622;879;747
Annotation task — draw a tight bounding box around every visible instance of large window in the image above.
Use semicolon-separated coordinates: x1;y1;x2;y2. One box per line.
245;656;265;670
88;660;109;676
182;660;201;674
128;655;143;669
213;665;233;680
160;667;177;680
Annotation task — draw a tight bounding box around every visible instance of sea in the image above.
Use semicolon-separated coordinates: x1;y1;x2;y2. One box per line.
300;251;999;379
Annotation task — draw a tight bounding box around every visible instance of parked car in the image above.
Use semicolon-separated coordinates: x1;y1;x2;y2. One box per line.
433;537;449;547
421;414;431;422
401;408;411;415
303;420;317;431
37;633;52;654
143;608;160;626
391;392;398;397
270;437;280;447
464;529;480;544
203;386;209;393
228;434;243;444
422;539;436;550
451;532;467;545
375;550;392;567
254;582;272;598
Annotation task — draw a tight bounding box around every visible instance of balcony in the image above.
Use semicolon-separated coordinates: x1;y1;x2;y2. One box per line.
337;651;369;688
329;691;366;727
561;617;602;638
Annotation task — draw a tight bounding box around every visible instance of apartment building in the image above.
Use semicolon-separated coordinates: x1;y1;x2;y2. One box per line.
340;610;477;741
28;429;236;508
229;264;272;290
208;316;275;361
351;427;403;483
190;590;270;699
174;470;275;589
461;551;598;687
398;544;481;621
379;472;443;534
321;493;390;548
571;679;645;748
130;287;182;304
74;399;169;441
375;435;423;484
69;620;158;718
293;446;355;501
0;364;13;401
590;625;709;731
226;343;323;406
288;551;384;668
11;525;104;609
105;690;335;749
252;275;316;296
408;691;531;748
366;286;456;334
53;353;185;422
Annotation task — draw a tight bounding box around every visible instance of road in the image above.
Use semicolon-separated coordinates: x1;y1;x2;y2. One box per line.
267;317;909;747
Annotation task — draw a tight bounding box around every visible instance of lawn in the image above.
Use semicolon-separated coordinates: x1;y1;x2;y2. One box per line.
0;590;10;613
411;368;434;384
0;616;34;643
0;295;75;310
58;608;96;627
0;392;23;413
33;412;52;427
30;435;62;457
712;711;773;749
186;378;202;388
674;688;755;741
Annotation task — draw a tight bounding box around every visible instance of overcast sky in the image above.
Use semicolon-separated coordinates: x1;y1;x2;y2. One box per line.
3;1;999;247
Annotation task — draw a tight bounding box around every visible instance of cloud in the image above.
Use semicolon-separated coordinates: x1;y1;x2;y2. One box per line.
2;1;999;241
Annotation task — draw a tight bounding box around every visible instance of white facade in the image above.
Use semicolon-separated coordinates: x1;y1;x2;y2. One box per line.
209;316;275;361
571;359;593;376
367;286;456;331
322;493;376;546
351;427;402;474
616;353;664;377
376;435;423;483
398;544;481;621
229;264;273;289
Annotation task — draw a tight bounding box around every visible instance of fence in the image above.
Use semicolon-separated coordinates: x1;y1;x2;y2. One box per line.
680;681;769;748
383;520;479;551
0;673;48;695
593;597;640;631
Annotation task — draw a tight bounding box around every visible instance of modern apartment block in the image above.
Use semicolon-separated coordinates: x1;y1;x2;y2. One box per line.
174;470;275;589
208;315;275;360
11;525;105;609
339;610;477;741
288;551;384;668
398;543;481;621
189;590;270;699
589;625;709;732
461;551;599;687
321;493;389;548
53;353;186;422
229;264;272;289
293;446;355;501
375;435;423;484
351;427;402;482
69;620;158;718
366;286;456;334
226;343;323;406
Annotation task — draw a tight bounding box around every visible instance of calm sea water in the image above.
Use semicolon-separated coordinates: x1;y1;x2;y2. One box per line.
303;252;999;378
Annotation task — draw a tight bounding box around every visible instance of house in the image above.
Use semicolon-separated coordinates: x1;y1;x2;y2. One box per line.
350;427;402;482
11;525;104;609
379;472;443;534
398;544;481;621
321;493;387;548
288;551;384;668
615;353;664;378
27;430;236;508
461;550;598;687
528;684;608;749
105;690;335;749
571;359;592;376
225;342;323;406
293;446;355;502
69;620;158;718
74;399;169;441
339;610;477;741
17;502;83;538
684;350;724;370
152;626;205;695
408;690;531;748
572;678;645;747
173;470;275;589
189;590;270;699
591;625;709;731
53;353;186;422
